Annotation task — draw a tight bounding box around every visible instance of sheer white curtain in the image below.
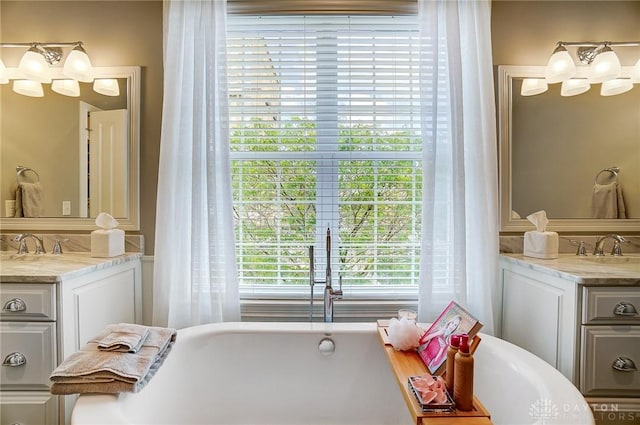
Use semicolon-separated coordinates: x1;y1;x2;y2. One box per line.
153;0;240;329
417;0;499;334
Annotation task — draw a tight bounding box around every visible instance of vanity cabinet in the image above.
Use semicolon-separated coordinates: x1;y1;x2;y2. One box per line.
500;265;579;380
0;254;142;425
499;255;640;422
580;286;640;398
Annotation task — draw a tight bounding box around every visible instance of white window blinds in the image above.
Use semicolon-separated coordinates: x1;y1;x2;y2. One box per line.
227;15;422;288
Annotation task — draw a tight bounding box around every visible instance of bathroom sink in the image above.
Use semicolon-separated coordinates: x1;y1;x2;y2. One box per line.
578;255;640;264
0;252;123;280
551;254;640;276
1;253;52;262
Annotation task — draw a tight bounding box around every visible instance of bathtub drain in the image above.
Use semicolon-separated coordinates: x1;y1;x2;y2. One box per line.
318;337;335;356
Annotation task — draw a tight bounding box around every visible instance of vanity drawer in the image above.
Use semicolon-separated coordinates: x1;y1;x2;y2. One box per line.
0;322;56;390
580;325;640;397
582;287;640;325
0;284;56;321
0;391;58;425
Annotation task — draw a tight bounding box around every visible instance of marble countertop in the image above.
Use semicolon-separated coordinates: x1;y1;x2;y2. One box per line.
0;252;142;283
500;253;640;285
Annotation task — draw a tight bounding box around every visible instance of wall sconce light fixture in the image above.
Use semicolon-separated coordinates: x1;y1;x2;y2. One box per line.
601;78;634;96
13;79;44;97
560;78;590;97
0;58;9;84
520;78;549;96
93;78;120;96
520;41;640;96
536;40;640;97
545;44;576;84
0;41;101;97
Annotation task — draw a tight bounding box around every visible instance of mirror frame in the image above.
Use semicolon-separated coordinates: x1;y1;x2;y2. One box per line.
498;65;640;232
0;66;140;231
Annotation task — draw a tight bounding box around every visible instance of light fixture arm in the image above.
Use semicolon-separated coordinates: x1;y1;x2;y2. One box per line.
557;41;640;48
0;41;84;48
0;41;84;65
554;40;640;65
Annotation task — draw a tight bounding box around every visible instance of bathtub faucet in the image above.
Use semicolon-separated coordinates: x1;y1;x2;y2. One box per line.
309;227;343;322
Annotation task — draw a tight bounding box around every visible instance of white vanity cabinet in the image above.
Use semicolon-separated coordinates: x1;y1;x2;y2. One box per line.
0;254;142;425
499;254;640;421
499;261;579;380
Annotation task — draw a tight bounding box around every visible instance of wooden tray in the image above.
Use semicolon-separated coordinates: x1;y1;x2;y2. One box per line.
377;321;492;425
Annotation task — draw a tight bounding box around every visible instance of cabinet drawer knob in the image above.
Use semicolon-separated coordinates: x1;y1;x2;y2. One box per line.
612;356;637;372
2;297;27;313
2;352;27;367
613;301;638;316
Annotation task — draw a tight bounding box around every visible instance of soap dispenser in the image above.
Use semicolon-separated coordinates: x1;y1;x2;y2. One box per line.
453;334;474;411
445;334;461;393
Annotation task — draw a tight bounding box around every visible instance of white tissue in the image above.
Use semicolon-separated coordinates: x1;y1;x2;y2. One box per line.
526;210;549;232
95;212;120;229
91;212;125;257
524;210;558;259
387;317;421;351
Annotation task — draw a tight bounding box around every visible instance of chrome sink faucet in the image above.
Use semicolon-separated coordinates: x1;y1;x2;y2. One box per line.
309;228;343;322
593;234;625;256
14;233;46;255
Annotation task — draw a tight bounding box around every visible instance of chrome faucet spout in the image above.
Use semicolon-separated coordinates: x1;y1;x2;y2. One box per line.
309;245;315;321
309;228;342;322
14;233;46;255
325;227;331;290
324;275;343;323
593;234;625;256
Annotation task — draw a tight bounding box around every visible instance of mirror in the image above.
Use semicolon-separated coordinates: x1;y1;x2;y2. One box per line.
0;66;140;230
498;65;640;232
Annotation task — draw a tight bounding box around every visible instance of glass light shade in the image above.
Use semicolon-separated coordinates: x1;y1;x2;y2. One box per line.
520;79;548;96
632;58;640;83
63;45;93;82
561;79;590;97
52;79;81;97
0;58;8;84
600;79;633;96
93;78;120;96
589;48;621;83
13;80;44;97
18;48;52;83
545;46;576;83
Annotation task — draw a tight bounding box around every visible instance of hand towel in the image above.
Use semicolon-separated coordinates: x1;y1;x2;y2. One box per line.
591;182;624;219
96;323;151;353
616;183;627;219
50;342;173;395
49;325;176;395
14;182;44;217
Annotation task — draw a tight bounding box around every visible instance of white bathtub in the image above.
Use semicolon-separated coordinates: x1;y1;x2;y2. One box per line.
71;322;594;425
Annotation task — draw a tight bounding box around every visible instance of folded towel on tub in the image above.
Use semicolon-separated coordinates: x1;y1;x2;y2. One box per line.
95;323;151;353
49;325;176;395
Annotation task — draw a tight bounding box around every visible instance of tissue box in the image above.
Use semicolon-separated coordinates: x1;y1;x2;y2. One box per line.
91;229;125;257
523;231;559;260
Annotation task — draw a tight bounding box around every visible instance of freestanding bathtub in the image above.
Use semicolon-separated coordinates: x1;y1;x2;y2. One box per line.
71;322;594;425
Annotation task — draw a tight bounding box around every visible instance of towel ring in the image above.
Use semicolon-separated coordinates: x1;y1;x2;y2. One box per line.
594;167;620;185
15;165;40;185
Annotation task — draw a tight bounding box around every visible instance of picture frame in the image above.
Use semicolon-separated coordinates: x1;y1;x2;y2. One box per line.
416;300;483;375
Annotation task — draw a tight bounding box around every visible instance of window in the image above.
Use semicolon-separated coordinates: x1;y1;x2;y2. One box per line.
228;15;422;295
